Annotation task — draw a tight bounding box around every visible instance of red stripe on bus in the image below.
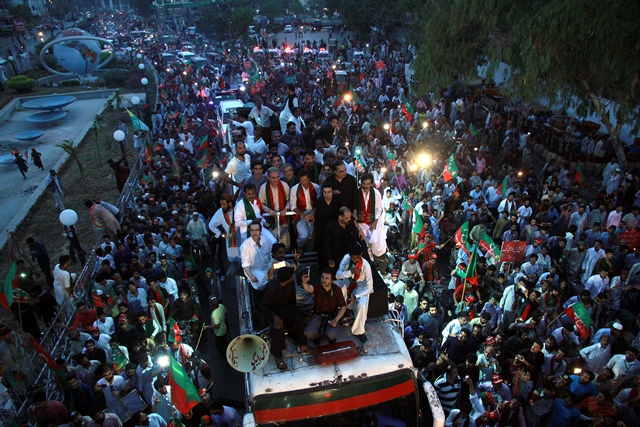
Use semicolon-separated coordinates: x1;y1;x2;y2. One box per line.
253;379;415;423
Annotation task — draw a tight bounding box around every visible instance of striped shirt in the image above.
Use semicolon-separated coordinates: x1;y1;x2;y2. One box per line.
434;374;461;414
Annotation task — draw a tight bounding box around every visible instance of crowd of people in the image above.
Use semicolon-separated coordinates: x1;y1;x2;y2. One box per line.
2;14;640;427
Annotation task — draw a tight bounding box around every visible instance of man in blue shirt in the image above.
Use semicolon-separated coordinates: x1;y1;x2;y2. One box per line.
547;397;581;427
568;371;598;402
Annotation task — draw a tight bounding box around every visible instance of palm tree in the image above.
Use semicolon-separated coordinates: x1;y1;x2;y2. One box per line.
56;140;87;189
90;114;105;164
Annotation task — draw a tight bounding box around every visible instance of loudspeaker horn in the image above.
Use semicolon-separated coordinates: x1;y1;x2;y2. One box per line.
226;334;270;373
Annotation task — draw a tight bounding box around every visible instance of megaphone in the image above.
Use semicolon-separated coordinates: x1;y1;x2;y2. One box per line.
226;334;270;373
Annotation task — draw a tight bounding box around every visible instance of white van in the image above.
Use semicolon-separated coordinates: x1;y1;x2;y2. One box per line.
177;51;196;63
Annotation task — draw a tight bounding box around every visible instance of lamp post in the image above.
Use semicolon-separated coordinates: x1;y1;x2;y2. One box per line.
113;129;126;153
59;209;85;265
138;62;145;77
126;46;133;64
7;56;17;76
141;77;149;105
131;96;141;117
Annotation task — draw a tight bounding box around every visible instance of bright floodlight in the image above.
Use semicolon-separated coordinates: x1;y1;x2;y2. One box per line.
157;355;169;368
417;153;430;167
383;124;390;130
344;93;352;102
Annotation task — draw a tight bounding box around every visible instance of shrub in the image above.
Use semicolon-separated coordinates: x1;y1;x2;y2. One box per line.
103;69;128;88
60;80;80;87
6;75;36;93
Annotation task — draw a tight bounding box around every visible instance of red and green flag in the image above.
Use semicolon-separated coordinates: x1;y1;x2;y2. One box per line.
454;222;470;254
564;302;593;340
111;343;129;373
12;288;35;306
169;354;201;414
348;84;361;104
402;191;413;212
412;213;423;234
168;318;181;343
168;111;180;120
443;154;459;182
467;123;478;137
180;113;187;128
479;232;502;261
197;134;209;152
197;153;211;169
455;244;479;285
401;96;414;121
497;176;509;196
30;337;67;382
1;261;17;309
575;164;585;187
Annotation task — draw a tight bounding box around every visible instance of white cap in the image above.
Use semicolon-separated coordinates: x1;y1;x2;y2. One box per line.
612;322;623;331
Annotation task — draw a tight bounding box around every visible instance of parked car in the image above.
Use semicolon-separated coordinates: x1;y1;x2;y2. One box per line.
284;25;293;33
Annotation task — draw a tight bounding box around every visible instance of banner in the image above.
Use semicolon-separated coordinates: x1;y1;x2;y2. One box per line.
500;241;527;263
618;230;640;250
375;60;385;70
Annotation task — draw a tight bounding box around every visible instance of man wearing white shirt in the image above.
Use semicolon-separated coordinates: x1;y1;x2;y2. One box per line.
335;245;373;342
580;335;611;374
441;313;470;342
248;97;276;128
245;127;267;162
583;270;609;298
259;167;291;244
234;183;264;246
208;194;239;264
580;241;605;283
240;223;276;291
604;348;640;380
497;193;517;215
289;169;321;251
157;273;179;302
229;113;254;136
224;141;252;192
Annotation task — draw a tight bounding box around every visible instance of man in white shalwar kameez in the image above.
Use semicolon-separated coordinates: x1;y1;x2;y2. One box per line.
240;223;276;291
580;241;605;284
336;245;373;342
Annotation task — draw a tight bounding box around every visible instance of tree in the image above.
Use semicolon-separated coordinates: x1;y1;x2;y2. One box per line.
341;0;405;38
261;0;284;24
130;0;153;17
231;7;254;35
197;0;253;40
409;0;640;166
9;5;35;25
288;1;305;15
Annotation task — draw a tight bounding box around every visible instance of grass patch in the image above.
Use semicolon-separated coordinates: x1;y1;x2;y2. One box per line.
0;105;135;329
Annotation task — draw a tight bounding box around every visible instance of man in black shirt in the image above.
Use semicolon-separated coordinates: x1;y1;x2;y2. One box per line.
312;114;339;147
324;207;362;269
315;182;343;267
260;267;308;370
326;161;359;211
440;329;473;365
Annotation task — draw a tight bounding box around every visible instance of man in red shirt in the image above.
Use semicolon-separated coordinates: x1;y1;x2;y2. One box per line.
577;391;617;419
63;302;97;332
301;267;347;346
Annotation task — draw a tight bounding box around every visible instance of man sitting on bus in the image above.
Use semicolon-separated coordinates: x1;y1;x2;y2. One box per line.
302;267;347;346
336;244;374;343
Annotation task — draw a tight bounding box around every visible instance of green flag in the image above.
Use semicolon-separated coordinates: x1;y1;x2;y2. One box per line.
443;154;459;182
1;261;16;309
111;343;129;373
479;232;502;260
412;213;423;234
169;354;201;414
349;84;361;104
126;108;150;131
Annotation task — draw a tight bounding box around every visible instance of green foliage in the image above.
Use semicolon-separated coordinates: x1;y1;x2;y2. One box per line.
76;20;87;29
60;80;80;87
409;0;640;163
35;36;56;56
130;0;153;17
261;0;284;23
9;5;35;25
103;69;128;88
56;141;86;187
6;75;35;93
288;1;305;15
231;7;254;34
342;0;402;37
197;0;253;39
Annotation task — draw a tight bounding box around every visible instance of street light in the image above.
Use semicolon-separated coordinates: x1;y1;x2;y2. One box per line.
7;56;17;75
131;96;141;117
141;77;149;104
126;46;133;63
136;53;143;60
113;130;125;151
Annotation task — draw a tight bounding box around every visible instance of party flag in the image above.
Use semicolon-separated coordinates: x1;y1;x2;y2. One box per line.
454;222;470;254
575;164;585;187
468;123;478;137
497;176;508;196
30;337;67;382
401;96;414;121
564;302;593;340
1;262;17;309
442;154;459;182
169;354;201;414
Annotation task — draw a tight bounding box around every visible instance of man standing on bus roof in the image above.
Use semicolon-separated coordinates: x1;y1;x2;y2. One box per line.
336;244;373;343
260;267;308;371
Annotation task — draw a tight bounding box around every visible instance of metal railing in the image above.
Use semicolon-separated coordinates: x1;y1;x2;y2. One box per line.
7;157;141;426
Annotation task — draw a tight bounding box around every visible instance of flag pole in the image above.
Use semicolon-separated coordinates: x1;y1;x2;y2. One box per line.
543;311;564;332
194;325;205;352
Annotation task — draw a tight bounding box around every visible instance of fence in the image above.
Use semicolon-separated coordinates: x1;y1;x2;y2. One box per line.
2;159;141;426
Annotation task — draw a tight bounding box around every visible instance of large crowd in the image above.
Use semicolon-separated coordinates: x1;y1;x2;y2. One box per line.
1;14;640;427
